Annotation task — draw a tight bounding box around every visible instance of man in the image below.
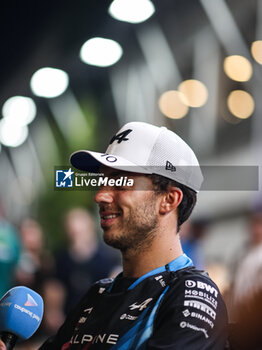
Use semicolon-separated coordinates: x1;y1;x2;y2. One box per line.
0;122;228;349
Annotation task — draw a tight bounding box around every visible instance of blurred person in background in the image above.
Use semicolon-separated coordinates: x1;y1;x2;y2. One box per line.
233;199;262;262
229;199;262;286
15;218;65;347
55;208;120;313
228;243;262;350
15;218;55;292
39;279;66;339
228;199;262;303
0;200;20;298
180;219;207;270
248;201;262;248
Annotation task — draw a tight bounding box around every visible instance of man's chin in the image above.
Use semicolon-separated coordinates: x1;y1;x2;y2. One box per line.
103;232;126;250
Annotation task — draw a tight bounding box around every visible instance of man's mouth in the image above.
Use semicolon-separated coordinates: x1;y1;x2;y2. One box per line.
101;213;119;219
100;212;121;226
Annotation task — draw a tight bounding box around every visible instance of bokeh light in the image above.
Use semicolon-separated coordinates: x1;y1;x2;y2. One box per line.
158;90;189;119
0;119;28;147
178;79;208;108
251;40;262;65
80;37;123;67
30;67;69;98
223;55;253;82
108;0;155;24
227;90;255;119
2;96;36;126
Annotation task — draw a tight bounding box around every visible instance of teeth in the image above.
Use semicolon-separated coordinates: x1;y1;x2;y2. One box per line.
102;214;118;219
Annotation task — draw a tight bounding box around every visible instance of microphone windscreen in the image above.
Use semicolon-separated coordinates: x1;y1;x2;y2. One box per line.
0;286;44;341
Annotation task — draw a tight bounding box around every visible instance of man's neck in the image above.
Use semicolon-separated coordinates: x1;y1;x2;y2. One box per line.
121;232;183;278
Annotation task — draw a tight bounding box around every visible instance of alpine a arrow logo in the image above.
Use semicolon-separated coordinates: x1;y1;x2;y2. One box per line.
129;298;153;311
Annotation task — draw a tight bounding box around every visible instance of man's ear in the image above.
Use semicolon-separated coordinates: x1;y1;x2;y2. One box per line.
159;187;183;214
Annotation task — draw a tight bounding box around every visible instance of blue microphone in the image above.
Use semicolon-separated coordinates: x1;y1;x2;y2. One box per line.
0;286;44;350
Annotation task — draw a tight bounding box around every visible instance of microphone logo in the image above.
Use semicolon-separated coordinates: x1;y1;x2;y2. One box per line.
24;294;38;307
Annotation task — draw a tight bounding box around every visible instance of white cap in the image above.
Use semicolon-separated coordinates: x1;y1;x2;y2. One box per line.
70;121;203;192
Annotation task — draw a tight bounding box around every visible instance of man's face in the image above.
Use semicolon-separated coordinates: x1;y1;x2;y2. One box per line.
94;168;161;252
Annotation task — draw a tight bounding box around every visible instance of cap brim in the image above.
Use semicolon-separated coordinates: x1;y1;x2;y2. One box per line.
70;150;151;175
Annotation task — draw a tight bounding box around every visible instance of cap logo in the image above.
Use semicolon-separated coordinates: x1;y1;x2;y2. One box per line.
166;161;176;172
109;129;132;144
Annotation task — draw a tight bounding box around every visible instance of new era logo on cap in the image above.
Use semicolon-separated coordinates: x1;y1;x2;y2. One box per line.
166;161;176;172
70;122;203;192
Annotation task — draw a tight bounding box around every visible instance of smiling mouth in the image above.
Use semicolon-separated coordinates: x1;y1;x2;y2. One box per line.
101;214;119;220
100;212;121;227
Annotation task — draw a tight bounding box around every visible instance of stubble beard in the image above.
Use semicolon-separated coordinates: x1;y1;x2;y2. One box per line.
103;195;159;253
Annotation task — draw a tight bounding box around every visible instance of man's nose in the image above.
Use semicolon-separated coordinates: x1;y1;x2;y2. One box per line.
94;187;114;204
